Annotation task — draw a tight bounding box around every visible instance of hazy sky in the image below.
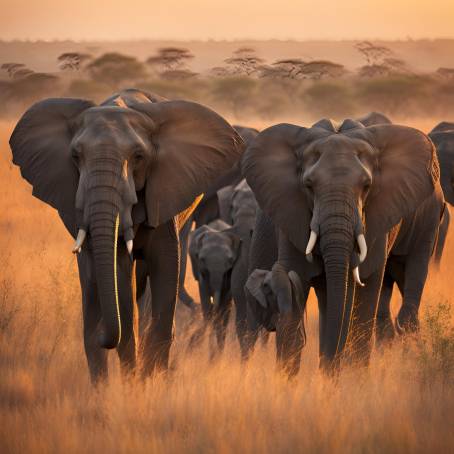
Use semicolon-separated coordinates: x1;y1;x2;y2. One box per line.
2;0;454;41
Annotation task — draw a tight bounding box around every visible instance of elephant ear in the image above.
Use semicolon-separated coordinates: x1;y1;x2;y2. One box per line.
429;131;454;205
132;100;244;227
362;125;439;239
217;185;234;224
241;124;313;253
224;228;242;263
188;225;211;281
9;98;95;237
245;269;269;308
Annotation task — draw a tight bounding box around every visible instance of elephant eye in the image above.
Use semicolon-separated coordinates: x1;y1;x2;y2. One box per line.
71;147;81;163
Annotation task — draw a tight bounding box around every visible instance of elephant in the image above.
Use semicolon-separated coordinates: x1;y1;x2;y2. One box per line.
10;88;244;382
429;122;454;263
188;219;241;351
356;112;392;127
242;118;444;374
217;179;259;358
177;125;259;310
245;264;306;376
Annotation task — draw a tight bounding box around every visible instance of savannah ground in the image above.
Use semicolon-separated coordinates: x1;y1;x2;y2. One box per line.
0;115;453;453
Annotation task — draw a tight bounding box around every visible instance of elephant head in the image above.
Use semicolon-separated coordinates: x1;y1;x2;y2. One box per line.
10;94;244;349
218;179;257;236
356;112;392;127
245;264;305;333
429;123;454;206
242;119;438;364
189;220;241;316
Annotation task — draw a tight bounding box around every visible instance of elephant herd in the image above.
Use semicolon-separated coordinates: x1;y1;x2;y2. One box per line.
9;88;454;383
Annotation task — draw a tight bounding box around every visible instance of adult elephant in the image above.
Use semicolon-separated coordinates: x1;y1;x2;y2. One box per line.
429;122;453;263
177;125;259;309
243;119;443;374
10;89;244;382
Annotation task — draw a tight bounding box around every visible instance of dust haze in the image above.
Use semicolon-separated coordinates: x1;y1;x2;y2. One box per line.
1;37;454;453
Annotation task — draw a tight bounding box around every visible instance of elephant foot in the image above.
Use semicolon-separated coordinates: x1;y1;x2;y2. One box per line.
178;288;197;311
375;316;396;345
396;308;420;335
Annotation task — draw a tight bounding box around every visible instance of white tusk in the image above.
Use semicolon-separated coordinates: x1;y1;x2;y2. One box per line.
357;233;367;263
353;267;365;287
72;229;86;254
306;230;317;256
126;240;133;255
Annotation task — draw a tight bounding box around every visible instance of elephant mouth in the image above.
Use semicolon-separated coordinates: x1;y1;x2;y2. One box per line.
305;222;368;287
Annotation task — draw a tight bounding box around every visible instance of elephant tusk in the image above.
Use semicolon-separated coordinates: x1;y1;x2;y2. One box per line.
126;239;133;255
353;267;365;287
72;229;86;254
306;230;317;256
357;233;367;263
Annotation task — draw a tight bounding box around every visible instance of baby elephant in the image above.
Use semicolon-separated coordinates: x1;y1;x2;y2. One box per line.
189;220;241;351
245;263;307;377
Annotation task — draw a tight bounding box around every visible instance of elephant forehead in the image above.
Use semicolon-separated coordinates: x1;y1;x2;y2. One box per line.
75;108;151;150
200;238;233;256
303;134;374;156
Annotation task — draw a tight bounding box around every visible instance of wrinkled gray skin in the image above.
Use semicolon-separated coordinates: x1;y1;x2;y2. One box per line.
245;264;306;376
189;220;241;351
177;125;259;309
243;118;443;375
217;179;259;358
10;89;243;383
429;122;454;264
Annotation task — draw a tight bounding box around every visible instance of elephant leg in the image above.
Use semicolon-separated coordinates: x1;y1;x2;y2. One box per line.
375;272;396;344
246;209;278;357
231;247;250;361
348;264;386;366
78;253;108;384
276;280;310;379
177;216;196;311
397;249;431;333
136;259;151;337
116;251;138;376
142;220;179;376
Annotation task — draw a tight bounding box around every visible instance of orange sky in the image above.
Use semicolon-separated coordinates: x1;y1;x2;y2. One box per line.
2;0;454;41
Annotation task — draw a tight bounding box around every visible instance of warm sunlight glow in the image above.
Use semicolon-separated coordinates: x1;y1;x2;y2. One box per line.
2;0;454;41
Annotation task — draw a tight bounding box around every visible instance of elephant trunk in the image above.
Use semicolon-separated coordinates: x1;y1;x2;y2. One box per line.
317;188;356;370
88;159;123;349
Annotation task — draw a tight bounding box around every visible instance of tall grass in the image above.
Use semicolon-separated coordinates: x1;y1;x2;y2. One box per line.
0;120;453;453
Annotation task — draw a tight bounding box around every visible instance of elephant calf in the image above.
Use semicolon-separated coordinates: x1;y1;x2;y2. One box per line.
189;220;241;351
246;263;306;377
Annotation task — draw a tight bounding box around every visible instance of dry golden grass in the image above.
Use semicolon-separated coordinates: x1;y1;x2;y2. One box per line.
0;119;453;454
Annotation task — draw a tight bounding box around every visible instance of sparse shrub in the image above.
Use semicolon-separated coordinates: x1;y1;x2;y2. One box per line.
209;76;257;118
302;81;356;119
86;52;148;88
416;302;454;386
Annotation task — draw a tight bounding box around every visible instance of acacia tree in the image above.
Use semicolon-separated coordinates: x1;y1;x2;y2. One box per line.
1;63;26;78
224;47;265;76
261;59;345;80
86;52;147;87
355;41;392;66
57;52;92;71
147;47;194;72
